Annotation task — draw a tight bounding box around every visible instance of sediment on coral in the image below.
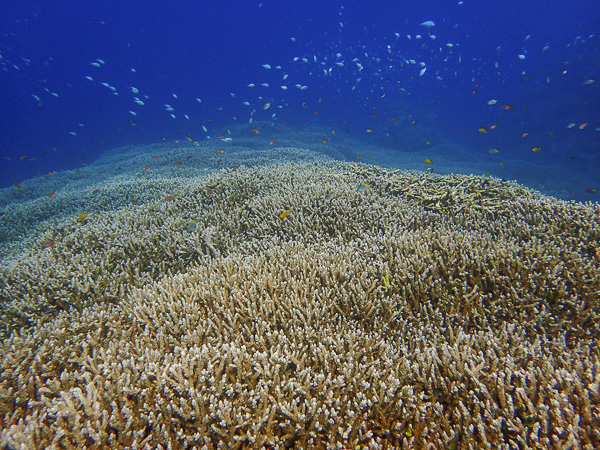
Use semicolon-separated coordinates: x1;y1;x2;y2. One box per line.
0;156;599;448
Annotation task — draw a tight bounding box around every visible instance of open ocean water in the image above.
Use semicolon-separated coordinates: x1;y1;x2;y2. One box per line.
0;0;598;201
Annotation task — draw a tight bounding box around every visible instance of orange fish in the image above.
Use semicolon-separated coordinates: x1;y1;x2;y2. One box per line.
152;156;161;159
143;167;152;173
522;132;529;137
46;172;54;177
251;128;260;134
371;114;377;118
173;161;182;166
48;191;56;198
269;140;275;145
19;155;27;160
164;196;176;201
12;181;21;188
184;136;193;141
501;104;514;110
579;123;589;130
43;241;55;248
490;125;498;129
92;189;99;195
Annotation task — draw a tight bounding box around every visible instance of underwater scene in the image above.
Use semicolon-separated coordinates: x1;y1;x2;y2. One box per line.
1;0;599;448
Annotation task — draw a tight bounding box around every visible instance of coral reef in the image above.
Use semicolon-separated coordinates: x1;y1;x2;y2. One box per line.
0;154;599;448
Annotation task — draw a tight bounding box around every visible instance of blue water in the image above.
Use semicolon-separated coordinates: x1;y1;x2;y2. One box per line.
1;0;599;196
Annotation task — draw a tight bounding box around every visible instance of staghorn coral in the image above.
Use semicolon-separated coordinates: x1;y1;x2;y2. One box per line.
0;155;599;448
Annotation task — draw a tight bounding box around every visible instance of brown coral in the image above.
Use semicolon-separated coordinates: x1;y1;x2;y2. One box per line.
1;156;599;448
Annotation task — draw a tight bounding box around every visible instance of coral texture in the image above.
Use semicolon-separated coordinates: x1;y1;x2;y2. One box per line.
1;158;599;448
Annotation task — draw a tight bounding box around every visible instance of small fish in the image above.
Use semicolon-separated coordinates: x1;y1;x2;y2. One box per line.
164;196;176;201
583;79;595;85
490;125;498;129
567;123;576;128
366;129;373;133
12;181;21;188
522;132;529;137
478;128;488;134
269;140;275;144
420;20;435;28
488;148;500;154
143;167;152;173
184;136;193;141
76;213;87;221
578;123;589;129
251;128;260;134
357;183;370;192
424;158;433;164
487;99;498;105
173;161;183;166
322;140;328;144
501;104;514;110
586;188;596;193
48;191;56;198
531;147;542;152
43;241;55;248
263;102;271;110
92;189;100;195
90;62;101;67
279;210;291;219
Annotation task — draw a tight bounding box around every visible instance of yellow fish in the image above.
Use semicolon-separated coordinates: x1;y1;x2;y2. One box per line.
366;129;374;133
478;128;488;134
531;147;542;152
322;140;328;144
76;213;87;221
279;210;291;219
424;158;433;164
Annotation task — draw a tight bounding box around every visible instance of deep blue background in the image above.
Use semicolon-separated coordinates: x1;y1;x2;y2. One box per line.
1;0;599;188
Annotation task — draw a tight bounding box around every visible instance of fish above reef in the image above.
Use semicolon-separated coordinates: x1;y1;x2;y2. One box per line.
420;20;435;28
